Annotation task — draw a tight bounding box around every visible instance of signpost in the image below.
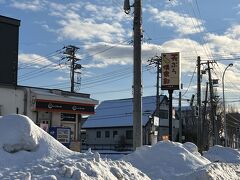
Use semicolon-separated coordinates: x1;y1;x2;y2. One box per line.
161;52;181;141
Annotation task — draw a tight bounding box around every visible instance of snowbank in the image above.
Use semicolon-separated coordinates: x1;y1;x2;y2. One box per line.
122;141;210;179
0;114;72;168
1;114;240;179
0;114;149;179
203;145;240;163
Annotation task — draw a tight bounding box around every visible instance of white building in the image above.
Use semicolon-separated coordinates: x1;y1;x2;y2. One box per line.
82;95;179;151
0;84;98;151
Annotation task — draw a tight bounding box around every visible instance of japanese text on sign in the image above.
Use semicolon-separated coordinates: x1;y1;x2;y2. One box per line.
161;52;180;90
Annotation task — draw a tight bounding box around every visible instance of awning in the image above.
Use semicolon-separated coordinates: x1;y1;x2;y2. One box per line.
31;89;98;115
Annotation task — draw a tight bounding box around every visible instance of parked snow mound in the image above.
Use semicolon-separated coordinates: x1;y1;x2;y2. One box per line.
0;114;72;168
122;141;211;179
203;145;240;163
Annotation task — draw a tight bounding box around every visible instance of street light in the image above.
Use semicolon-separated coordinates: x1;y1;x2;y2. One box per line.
222;63;233;147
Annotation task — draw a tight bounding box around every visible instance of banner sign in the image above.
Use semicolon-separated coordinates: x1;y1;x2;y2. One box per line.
161;52;181;90
35;99;95;114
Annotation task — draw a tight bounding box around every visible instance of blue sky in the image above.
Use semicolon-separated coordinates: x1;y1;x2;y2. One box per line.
1;0;240;105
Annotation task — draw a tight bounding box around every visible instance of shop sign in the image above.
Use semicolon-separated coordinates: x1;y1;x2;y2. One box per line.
35;99;95;114
49;127;71;147
61;113;76;122
161;52;181;90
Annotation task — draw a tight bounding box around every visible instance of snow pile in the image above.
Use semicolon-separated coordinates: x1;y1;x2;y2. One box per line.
0;114;72;168
0;114;149;179
203;145;240;163
1;114;240;179
122;141;210;179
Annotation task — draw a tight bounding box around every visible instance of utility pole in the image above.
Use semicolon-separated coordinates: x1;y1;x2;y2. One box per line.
148;55;161;142
197;56;202;150
206;61;217;145
148;56;161;117
133;0;143;150
202;82;209;150
64;45;80;92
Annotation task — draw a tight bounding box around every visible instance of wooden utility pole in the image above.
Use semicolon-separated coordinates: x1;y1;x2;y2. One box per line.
133;0;142;150
148;56;161;142
197;56;202;150
203;82;209;150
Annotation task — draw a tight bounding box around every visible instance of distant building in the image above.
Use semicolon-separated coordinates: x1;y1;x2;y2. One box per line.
82;95;179;151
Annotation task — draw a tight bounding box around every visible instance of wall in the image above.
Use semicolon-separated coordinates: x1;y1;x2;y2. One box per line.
0;16;20;86
85;127;133;150
0;86;24;115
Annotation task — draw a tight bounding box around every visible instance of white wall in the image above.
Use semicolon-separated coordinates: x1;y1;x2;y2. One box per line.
0;86;24;115
86;127;133;145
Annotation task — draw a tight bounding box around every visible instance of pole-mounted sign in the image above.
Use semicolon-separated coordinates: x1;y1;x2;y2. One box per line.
161;52;181;141
161;52;181;90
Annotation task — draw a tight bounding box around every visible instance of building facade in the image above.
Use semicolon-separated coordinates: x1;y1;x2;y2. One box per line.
0;84;98;151
82;96;179;151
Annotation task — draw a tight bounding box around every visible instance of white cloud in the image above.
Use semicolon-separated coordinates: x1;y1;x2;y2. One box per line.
205;26;240;57
47;2;130;43
58;15;126;42
225;25;240;40
18;53;54;67
147;6;204;35
55;76;68;81
10;0;45;11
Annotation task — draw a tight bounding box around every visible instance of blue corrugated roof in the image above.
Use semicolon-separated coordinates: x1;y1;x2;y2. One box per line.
82;95;166;128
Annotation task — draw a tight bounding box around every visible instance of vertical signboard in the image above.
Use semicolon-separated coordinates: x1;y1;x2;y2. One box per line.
161;52;181;90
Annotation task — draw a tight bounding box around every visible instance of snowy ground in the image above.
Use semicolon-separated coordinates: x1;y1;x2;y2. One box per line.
0;114;240;179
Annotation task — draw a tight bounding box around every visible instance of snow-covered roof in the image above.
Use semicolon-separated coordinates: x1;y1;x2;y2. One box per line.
82;95;166;128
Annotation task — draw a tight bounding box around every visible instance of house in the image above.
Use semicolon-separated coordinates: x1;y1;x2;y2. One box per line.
82;95;179;151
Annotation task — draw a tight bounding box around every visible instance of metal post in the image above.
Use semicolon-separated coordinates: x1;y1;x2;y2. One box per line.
133;0;142;150
178;91;182;143
168;90;173;141
222;63;233;147
207;61;216;145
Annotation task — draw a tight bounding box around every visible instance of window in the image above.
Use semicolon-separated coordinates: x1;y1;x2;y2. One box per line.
105;131;110;138
126;130;133;139
96;131;101;138
159;110;168;119
113;131;118;138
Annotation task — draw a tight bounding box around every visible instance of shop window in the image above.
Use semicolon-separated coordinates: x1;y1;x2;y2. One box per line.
96;131;101;138
105;131;110;138
126;130;133;140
